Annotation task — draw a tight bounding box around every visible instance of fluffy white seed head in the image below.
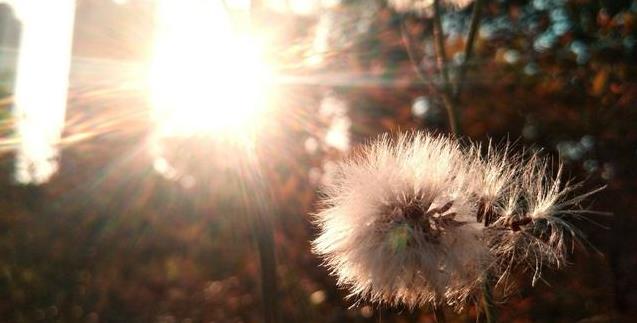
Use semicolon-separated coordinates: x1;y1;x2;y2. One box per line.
313;133;488;309
468;142;521;225
313;131;605;309
484;152;606;286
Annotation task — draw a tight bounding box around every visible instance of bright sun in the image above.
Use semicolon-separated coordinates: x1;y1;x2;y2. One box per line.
148;0;272;138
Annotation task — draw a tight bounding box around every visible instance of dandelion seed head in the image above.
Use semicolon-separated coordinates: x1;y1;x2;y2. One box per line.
313;132;487;309
469;142;521;226
485;152;604;286
521;157;556;219
313;131;605;310
478;153;516;205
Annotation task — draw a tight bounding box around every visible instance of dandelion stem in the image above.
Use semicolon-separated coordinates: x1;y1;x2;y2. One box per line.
432;0;461;135
252;213;278;323
247;4;279;322
235;168;279;323
237;163;279;323
433;305;447;323
481;279;497;323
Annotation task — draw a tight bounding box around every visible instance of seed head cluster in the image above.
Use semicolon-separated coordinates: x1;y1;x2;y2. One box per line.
312;132;603;310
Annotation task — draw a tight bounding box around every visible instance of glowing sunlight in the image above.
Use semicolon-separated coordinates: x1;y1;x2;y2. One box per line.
9;0;76;184
148;0;273;139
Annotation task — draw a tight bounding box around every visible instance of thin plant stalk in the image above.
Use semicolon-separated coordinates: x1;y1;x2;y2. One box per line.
433;305;447;323
454;0;485;100
248;3;279;322
481;278;497;323
401;0;486;134
432;0;451;90
400;19;439;95
250;203;279;323
432;0;461;135
241;161;279;323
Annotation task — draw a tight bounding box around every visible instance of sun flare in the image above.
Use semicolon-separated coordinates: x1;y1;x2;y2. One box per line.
148;0;272;138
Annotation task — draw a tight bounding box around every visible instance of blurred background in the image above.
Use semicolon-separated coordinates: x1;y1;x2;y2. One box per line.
0;0;635;322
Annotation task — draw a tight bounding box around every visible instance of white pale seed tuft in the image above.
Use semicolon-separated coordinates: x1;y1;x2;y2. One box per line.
312;131;605;310
313;133;487;309
499;156;605;284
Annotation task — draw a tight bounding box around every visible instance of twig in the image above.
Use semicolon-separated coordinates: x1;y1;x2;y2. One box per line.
400;19;438;94
440;92;460;135
432;0;461;135
401;18;458;134
432;0;451;91
453;0;486;101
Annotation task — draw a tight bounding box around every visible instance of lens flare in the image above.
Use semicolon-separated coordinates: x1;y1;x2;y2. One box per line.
148;0;272;139
10;0;76;184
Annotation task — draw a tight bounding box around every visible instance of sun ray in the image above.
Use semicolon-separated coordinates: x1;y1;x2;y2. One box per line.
9;0;76;184
148;0;272;139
